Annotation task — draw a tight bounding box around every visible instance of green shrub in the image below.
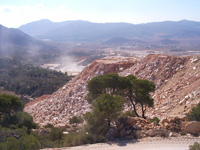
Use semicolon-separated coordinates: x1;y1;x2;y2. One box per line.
49;127;64;141
69;116;84;124
31;131;57;148
0;126;27;143
150;117;160;123
189;142;200;150
2;137;21;150
63;127;106;147
187;103;200;121
44;123;54;129
14;111;38;132
19;134;41;150
0;134;41;150
0;94;24;118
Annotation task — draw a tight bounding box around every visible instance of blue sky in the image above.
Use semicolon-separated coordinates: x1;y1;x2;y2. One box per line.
0;0;200;27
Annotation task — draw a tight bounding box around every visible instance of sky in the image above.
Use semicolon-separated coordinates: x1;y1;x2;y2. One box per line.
0;0;200;28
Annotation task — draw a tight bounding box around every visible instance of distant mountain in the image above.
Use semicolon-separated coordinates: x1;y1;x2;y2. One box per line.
18;19;74;37
18;20;200;42
0;24;55;57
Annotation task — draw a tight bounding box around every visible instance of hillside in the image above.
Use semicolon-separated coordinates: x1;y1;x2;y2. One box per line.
24;54;200;127
0;57;72;98
18;20;200;42
0;24;56;57
24;57;137;126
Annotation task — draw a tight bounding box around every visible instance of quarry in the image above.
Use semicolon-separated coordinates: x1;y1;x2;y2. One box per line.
24;54;200;127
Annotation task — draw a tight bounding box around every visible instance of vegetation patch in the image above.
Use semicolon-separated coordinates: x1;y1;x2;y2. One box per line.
187;103;200;121
0;57;72;98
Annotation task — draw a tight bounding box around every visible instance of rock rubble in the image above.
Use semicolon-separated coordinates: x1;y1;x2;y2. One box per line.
24;54;200;127
24;57;136;126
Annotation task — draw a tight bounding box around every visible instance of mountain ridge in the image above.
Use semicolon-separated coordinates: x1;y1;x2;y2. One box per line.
18;19;200;41
0;24;56;57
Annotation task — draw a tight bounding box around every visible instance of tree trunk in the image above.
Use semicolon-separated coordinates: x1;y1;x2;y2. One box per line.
141;104;146;119
108;119;111;128
128;97;141;117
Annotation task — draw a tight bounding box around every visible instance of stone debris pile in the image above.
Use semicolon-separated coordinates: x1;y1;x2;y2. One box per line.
24;54;200;127
24;57;136;126
107;115;200;140
119;54;200;119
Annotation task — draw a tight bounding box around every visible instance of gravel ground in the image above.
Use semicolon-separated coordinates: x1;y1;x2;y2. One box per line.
42;136;200;150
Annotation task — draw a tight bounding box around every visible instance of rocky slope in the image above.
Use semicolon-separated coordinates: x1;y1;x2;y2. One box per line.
119;54;200;118
24;57;137;126
24;54;200;126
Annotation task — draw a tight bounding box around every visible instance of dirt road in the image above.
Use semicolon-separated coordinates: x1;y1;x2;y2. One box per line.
43;136;200;150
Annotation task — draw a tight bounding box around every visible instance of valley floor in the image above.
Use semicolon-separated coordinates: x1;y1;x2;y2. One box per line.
42;136;200;150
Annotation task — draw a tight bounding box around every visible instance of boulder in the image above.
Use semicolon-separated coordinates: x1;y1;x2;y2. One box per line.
160;117;168;126
146;129;169;137
126;117;150;130
160;115;188;132
185;121;200;135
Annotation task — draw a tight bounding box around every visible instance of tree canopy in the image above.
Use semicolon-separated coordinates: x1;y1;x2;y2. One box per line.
0;94;24;118
124;76;155;118
87;73;156;119
92;94;125;127
87;73;126;103
84;94;125;140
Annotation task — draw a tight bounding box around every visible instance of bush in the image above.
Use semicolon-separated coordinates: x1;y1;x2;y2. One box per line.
0;134;41;150
84;112;109;139
30;126;66;148
49;127;64;141
44;123;54;129
189;142;200;150
0;94;24;118
63;127;106;147
187;103;200;121
14;111;38;132
150;117;160;123
0;126;27;143
19;134;41;150
2;137;21;150
69;116;84;125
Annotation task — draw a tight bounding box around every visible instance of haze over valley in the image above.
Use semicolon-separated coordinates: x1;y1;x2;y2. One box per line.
1;19;200;76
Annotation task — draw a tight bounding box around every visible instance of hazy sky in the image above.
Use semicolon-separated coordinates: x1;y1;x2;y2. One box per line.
0;0;200;28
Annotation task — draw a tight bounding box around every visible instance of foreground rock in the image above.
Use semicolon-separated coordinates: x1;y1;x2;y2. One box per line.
24;54;200;127
107;116;199;140
185;121;200;135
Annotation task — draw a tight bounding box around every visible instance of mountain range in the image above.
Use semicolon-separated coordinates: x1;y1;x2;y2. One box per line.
0;24;55;57
18;19;200;42
1;19;200;58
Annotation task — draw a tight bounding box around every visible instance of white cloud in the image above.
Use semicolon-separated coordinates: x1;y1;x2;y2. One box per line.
0;3;161;28
0;4;90;27
0;4;48;27
0;4;146;28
